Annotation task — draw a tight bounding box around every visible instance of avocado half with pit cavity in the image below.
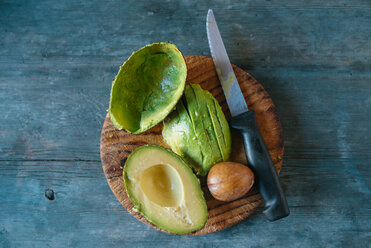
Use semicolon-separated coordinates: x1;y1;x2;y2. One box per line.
123;145;208;235
109;43;187;133
163;84;231;176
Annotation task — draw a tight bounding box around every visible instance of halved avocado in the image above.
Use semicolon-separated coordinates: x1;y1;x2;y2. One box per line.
109;42;186;134
123;145;208;235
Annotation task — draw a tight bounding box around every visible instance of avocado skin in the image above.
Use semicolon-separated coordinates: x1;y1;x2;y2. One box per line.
109;42;186;134
163;84;231;176
123;145;208;235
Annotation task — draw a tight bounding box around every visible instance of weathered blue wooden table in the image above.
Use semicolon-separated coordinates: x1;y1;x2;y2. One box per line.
1;0;370;247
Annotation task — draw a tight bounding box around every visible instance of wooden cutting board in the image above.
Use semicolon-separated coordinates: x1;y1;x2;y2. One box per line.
100;56;284;235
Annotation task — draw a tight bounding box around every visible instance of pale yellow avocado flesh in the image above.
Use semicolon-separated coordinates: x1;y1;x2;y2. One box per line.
140;164;183;207
124;145;207;235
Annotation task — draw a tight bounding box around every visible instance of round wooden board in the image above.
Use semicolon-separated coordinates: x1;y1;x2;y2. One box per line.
100;56;284;235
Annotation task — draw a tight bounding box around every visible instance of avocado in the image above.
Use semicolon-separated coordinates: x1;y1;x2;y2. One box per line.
204;89;232;161
183;85;219;176
109;42;187;134
123;145;208;235
189;84;223;170
163;98;204;175
163;84;231;176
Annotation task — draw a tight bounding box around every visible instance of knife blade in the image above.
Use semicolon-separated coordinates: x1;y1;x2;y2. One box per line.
206;9;289;221
206;11;248;117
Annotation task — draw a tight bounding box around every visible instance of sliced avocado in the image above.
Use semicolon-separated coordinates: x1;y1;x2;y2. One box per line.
184;85;217;176
190;84;223;171
163;99;204;175
212;97;232;160
203;90;231;161
109;42;186;134
123;145;208;235
163;84;231;176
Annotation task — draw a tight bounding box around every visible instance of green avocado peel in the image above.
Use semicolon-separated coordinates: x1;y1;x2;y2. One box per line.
109;42;186;134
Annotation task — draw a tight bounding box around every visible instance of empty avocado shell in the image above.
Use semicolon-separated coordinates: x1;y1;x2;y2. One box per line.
109;42;187;134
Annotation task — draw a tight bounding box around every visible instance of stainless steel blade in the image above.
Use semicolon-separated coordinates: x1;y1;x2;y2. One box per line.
206;9;248;117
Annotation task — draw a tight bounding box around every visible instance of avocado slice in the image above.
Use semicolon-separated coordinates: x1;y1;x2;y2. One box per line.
189;84;223;170
183;85;219;176
212;97;232;160
109;42;187;134
203;90;232;161
163;99;204;175
124;145;208;235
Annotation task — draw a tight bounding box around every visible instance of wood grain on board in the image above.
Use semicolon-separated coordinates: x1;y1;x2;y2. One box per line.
100;56;284;235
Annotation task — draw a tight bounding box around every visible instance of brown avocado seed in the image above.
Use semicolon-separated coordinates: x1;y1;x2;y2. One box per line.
207;162;255;202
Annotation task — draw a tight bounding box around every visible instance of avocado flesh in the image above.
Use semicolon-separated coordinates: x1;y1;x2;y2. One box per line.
212;97;232;160
163;99;204;175
124;145;208;235
163;84;231;176
109;42;186;133
183;85;219;176
203;90;231;161
189;84;223;172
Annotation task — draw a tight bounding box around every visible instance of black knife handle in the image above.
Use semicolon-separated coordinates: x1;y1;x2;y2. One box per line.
230;110;289;221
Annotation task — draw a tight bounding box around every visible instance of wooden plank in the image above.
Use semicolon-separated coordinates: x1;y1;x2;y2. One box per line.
0;0;370;247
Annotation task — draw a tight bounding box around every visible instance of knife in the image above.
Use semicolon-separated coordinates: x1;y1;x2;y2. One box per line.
206;9;289;221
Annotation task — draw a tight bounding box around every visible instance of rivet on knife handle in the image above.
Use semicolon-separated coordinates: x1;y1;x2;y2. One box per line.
206;9;289;221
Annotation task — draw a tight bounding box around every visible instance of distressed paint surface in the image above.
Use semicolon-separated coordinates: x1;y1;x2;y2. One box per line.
0;0;370;247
